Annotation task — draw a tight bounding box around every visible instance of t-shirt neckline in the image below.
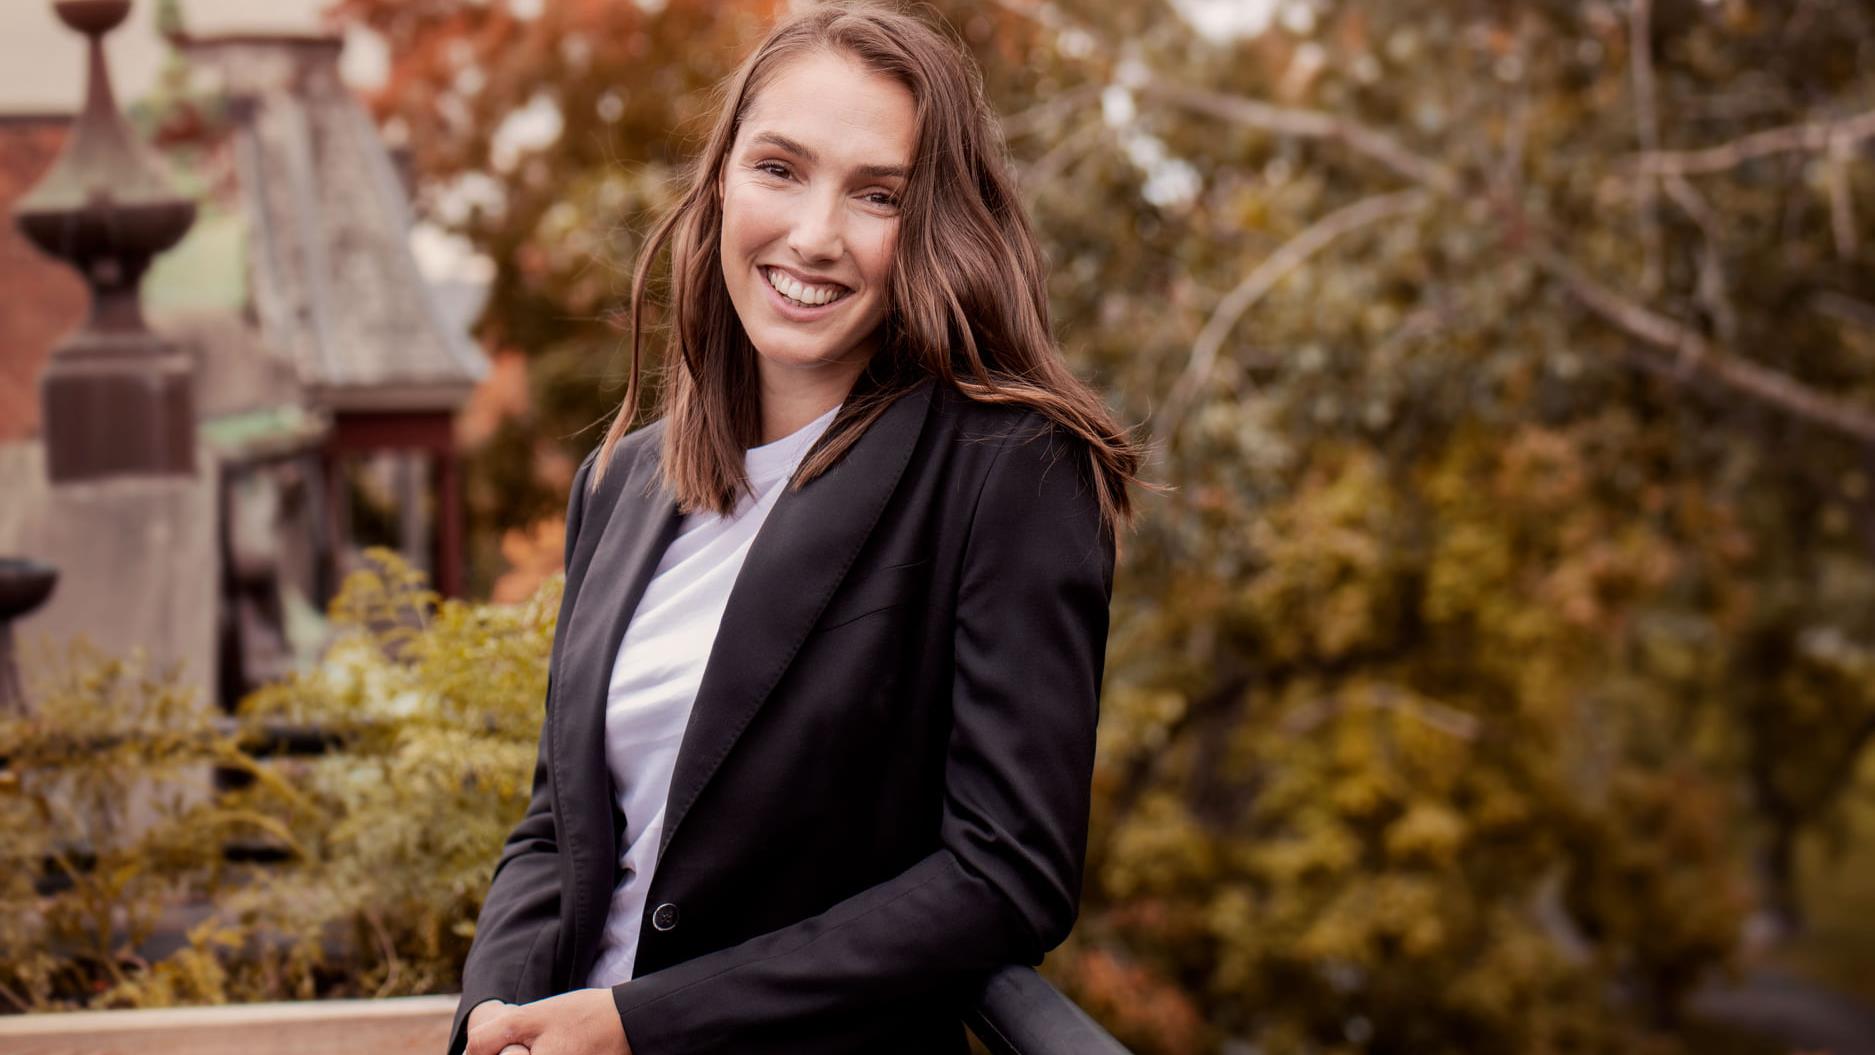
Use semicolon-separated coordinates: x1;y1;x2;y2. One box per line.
745;401;841;484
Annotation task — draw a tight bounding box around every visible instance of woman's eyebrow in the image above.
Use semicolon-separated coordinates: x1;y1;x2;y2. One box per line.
748;130;909;180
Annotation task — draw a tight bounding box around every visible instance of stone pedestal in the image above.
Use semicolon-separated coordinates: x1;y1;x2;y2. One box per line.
0;438;217;696
40;329;197;480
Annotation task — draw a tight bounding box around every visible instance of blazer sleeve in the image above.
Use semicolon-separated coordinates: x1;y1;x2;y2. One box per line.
609;417;1116;1054
447;451;597;1055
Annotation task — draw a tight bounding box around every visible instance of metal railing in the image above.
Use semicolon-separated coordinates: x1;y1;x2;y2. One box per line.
971;965;1134;1055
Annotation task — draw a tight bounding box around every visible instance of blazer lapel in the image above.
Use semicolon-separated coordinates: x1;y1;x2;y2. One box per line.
554;436;683;977
657;376;936;860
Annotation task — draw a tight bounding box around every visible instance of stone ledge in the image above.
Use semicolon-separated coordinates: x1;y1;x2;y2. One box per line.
0;993;457;1055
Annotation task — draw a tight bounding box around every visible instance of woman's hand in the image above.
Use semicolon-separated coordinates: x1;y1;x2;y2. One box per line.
464;988;630;1055
465;1000;529;1055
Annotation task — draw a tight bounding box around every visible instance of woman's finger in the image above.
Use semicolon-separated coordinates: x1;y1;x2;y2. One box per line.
467;1008;528;1055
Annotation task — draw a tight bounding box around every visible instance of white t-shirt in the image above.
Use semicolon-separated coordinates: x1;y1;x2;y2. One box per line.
582;402;841;987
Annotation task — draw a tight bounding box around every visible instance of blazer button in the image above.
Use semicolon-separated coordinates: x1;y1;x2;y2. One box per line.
651;902;679;932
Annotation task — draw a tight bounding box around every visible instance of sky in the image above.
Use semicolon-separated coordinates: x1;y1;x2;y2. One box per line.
1171;0;1291;40
0;0;387;113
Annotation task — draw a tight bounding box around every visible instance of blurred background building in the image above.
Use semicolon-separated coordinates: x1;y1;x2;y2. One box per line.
0;0;487;712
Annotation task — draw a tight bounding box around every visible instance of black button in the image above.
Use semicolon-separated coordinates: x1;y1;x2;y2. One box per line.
651;902;679;932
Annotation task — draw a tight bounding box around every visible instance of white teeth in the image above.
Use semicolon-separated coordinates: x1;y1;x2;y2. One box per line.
765;267;848;308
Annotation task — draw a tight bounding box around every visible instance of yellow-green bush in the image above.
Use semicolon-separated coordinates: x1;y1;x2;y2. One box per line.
0;548;557;1010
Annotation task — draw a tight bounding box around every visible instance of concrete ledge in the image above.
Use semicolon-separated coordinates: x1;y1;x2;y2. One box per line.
0;993;456;1054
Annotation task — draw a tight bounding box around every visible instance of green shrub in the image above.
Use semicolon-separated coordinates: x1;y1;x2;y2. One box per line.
0;547;558;1010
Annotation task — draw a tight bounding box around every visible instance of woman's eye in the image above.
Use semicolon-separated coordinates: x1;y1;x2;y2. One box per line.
751;161;896;209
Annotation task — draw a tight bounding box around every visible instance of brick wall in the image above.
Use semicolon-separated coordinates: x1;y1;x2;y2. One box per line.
0;114;87;442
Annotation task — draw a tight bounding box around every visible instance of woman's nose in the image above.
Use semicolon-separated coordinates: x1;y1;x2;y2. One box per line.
786;189;845;262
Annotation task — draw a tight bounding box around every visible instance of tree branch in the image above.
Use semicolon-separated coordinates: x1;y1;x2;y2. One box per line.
1662;173;1739;345
1015;115;1105;207
1632;107;1875;177
983;0;1875;454
1158;189;1432;448
999;83;1102;140
1537;246;1875;444
1630;0;1664;294
1136;79;1460;195
1812;290;1875;332
985;0;1460;195
1827;131;1859;259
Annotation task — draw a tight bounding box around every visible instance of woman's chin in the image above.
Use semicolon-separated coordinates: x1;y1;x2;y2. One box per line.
752;336;864;374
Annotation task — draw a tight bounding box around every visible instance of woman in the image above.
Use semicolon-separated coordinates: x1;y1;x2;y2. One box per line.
455;4;1143;1053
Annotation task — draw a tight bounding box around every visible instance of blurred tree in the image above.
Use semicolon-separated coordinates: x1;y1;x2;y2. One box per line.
960;0;1875;1050
328;0;1875;1050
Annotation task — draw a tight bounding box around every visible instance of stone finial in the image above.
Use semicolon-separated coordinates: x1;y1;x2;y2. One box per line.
13;0;199;481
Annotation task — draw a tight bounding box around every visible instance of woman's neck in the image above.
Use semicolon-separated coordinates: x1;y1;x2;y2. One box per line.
756;358;867;444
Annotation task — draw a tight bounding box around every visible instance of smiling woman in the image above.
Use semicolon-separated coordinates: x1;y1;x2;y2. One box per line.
453;3;1147;1054
715;50;915;428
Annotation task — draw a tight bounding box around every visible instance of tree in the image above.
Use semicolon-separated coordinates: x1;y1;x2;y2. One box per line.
976;0;1874;1049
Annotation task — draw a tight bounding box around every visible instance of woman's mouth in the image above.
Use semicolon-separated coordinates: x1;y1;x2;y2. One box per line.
762;265;852;317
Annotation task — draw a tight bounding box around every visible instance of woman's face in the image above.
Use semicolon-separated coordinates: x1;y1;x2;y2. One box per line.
718;50;917;387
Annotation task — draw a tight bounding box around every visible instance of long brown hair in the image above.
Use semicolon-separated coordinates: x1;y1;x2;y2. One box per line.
590;0;1145;536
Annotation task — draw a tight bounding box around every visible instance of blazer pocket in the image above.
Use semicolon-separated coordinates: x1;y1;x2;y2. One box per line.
811;557;931;633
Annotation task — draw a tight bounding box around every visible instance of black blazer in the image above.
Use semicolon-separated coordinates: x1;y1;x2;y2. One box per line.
448;375;1116;1055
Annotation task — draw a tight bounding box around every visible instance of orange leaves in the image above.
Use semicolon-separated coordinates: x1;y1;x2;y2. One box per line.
455;348;532;448
1049;944;1209;1055
488;515;567;605
1423;418;1686;649
331;0;762;186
